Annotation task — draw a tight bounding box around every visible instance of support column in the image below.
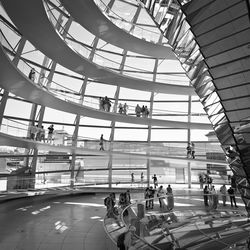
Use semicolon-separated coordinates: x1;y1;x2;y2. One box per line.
187;95;192;188
29;12;68;187
0;91;9;127
146;45;159;186
69;36;98;188
146;92;154;187
108;86;121;188
0;37;26;127
107;49;127;188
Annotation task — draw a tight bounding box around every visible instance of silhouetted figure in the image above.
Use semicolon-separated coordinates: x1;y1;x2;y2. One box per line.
186;143;192;158
220;184;227;206
28;68;35;81
149;186;155;209
141;172;144;183
99;134;104;150
152;174;158;189
47;124;54;143
191;142;195;159
131;173;134;184
203;185;209;206
228;186;238;208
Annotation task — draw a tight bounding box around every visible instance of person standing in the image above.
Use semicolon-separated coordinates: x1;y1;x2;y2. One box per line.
131;173;134;184
135;104;141;117
124;225;137;250
123;103;128;115
47;124;54;143
210;185;218;209
141;172;144;183
118;103;123;114
203;185;209;207
166;184;174;211
199;174;204;189
220;184;227;206
191;142;195;159
99;97;104;111
186;143;192;158
228;186;238;208
144;187;150;210
126;190;131;205
28;68;36;81
166;184;172;194
35;125;42;141
29;124;37;140
149;186;155;209
152;174;158;189
99;134;104;150
40;126;46;143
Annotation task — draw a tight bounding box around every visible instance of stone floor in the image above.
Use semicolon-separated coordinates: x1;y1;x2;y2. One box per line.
0;184;248;250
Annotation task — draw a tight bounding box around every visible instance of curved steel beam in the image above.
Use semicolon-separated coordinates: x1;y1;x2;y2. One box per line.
0;44;212;129
1;0;195;96
61;0;175;59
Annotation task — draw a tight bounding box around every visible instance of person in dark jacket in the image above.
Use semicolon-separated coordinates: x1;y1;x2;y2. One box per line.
228;186;238;208
203;185;209;206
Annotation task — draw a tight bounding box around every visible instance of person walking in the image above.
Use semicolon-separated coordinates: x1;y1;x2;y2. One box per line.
228;186;238;208
157;185;165;208
220;184;227;206
99;134;104;150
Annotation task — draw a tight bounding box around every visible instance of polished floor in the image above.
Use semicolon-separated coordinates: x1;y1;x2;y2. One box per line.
0;185;247;250
0;193;110;250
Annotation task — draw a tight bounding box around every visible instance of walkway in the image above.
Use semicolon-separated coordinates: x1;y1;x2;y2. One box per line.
0;44;210;129
0;132;227;166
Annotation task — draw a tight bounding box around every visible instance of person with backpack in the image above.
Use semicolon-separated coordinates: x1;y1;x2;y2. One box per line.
104;193;116;218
